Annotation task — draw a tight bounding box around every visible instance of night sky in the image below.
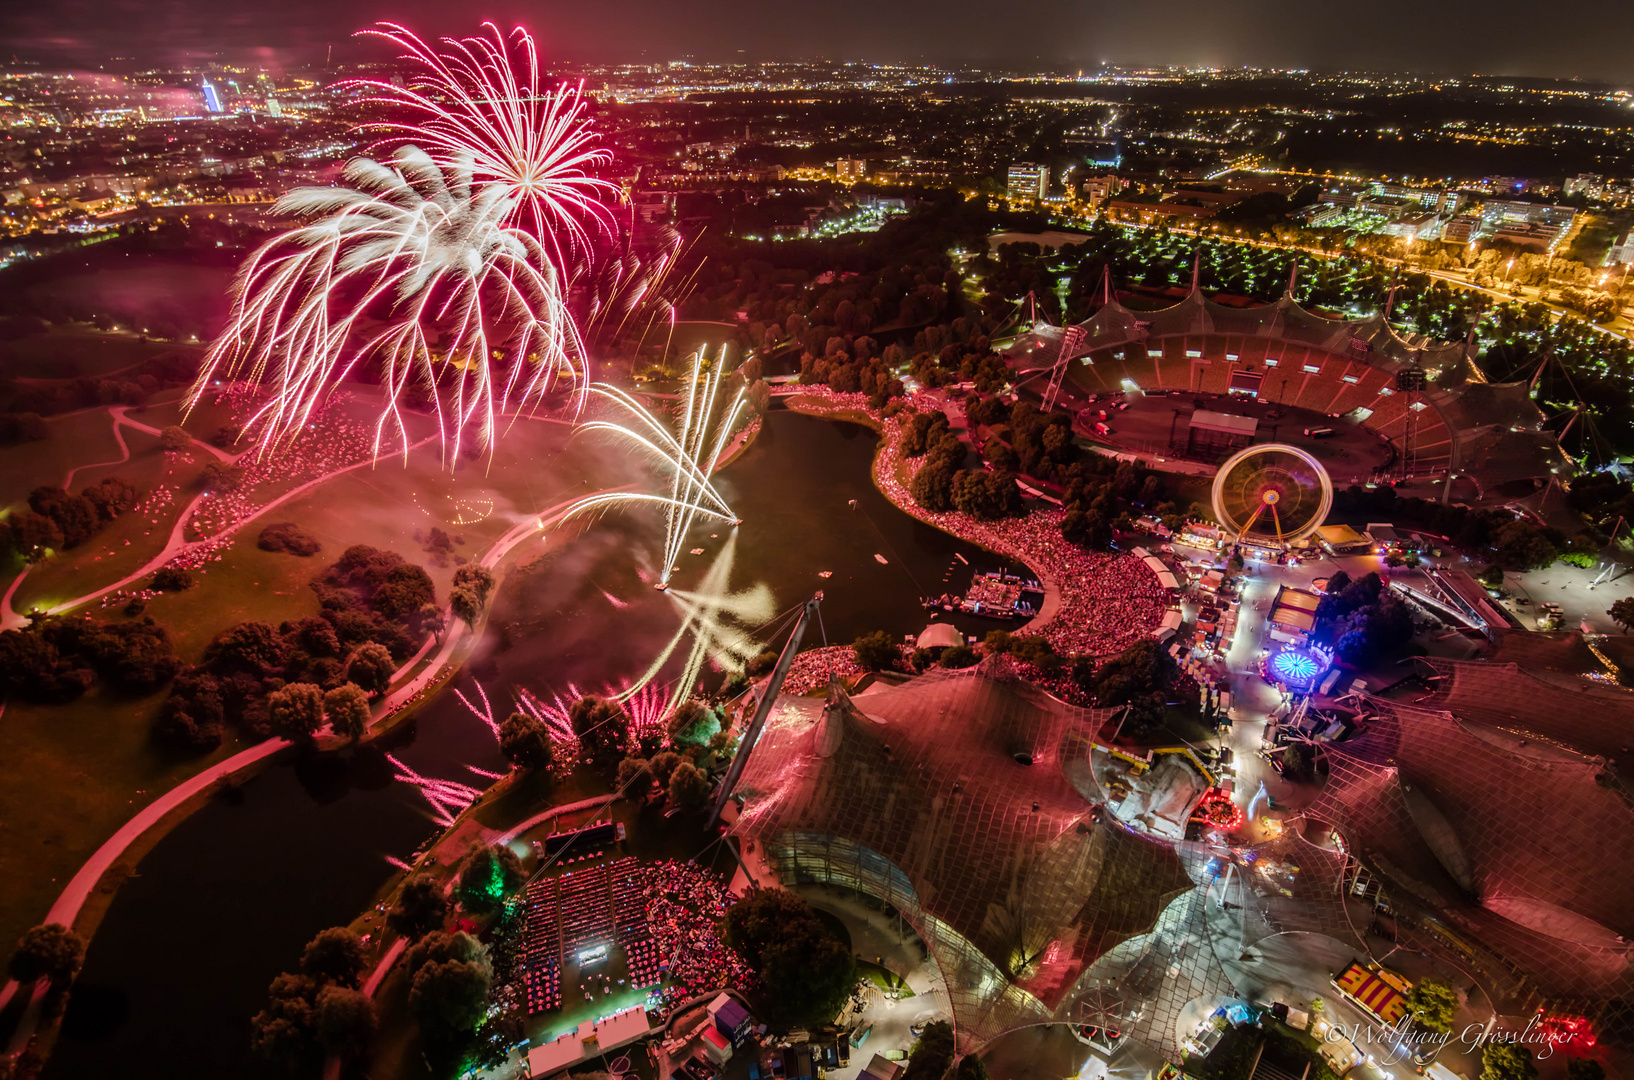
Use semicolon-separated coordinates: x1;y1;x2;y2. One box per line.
2;0;1633;80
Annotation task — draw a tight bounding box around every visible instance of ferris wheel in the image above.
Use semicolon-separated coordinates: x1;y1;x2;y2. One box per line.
1210;444;1334;549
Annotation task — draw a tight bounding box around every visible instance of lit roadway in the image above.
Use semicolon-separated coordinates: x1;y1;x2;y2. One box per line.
1052;216;1634;346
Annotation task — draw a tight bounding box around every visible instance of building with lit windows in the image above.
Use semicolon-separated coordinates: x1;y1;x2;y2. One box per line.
201;80;223;114
1007;161;1048;202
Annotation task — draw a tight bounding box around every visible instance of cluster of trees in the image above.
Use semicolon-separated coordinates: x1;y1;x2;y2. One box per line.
0;614;181;703
0;476;141;560
7;922;86;989
615;749;713;810
1330;484;1587;571
258;522;322;557
969;398;1075;482
903;409;1022;520
154;545;441;752
1312;571;1414;665
1070;639;1172;734
721;888;857;1024
794;333;908;408
250;927;376;1072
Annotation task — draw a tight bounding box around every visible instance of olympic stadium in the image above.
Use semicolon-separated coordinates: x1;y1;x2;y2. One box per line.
1003;281;1572;499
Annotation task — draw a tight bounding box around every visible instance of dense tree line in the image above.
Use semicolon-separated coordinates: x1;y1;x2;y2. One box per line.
0;614;181;703
154;545;440;752
0;476;141;561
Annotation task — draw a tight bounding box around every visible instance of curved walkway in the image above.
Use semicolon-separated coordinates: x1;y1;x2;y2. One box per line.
0;477;637;1063
1;432;438;629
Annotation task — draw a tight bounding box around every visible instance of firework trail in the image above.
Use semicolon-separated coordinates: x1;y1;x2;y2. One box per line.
387;752;483;825
350;22;617;262
563;345;748;585
190;146;588;463
620;533;773;714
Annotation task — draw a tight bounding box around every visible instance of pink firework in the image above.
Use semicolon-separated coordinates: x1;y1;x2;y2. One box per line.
349;22;617;262
191;146;588;462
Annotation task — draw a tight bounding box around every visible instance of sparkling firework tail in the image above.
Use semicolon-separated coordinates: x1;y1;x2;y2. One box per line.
561;346;746;585
190;146;589;464
619;534;773;714
349;22;617;264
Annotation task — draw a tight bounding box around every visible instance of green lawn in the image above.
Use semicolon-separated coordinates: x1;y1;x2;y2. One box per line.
0;687;250;961
0;410;619;963
0;409;124;511
1;329;180;381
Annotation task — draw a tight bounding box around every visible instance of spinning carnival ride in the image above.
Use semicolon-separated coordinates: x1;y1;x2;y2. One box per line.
1210;443;1334;551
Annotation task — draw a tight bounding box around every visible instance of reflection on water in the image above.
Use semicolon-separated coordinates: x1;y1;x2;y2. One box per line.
45;409;1021;1079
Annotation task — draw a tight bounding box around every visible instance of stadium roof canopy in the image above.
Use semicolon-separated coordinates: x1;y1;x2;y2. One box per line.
1309;689;1634;1027
729;663;1196;1046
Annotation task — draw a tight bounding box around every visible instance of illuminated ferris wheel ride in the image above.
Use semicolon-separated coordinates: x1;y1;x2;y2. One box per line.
1210;444;1334;551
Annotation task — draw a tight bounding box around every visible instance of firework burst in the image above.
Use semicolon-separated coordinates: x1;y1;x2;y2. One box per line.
563;345;748;586
350;22;617;259
191;146;587;462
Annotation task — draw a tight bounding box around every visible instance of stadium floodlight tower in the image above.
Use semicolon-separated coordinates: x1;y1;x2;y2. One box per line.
1211;443;1333;551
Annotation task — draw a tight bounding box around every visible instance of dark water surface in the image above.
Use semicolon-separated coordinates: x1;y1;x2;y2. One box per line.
45;410;1017;1080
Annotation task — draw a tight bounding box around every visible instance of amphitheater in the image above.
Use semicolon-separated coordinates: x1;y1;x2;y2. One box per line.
1005;286;1570;496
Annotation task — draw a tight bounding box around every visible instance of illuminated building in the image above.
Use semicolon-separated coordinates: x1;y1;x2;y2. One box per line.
201;80;223;114
1007;161;1048;202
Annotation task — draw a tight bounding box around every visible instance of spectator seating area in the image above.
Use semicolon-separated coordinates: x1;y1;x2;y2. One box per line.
1062;333;1453;473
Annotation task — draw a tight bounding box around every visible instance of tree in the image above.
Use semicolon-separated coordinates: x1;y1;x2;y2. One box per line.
322;683;371;741
345;642;395;695
617;756;652;792
723;888;857;1023
852;630;900;672
159;425;192;452
314;985;376;1059
300;927;366;988
250;973;320;1071
455;846;524;915
450;586;482;628
149;565;195;592
667;699;718;746
1492;519;1557;571
649;750;683;787
409;934;492;1061
7;923;85;985
903;1020;956;1080
1566;1060;1606;1080
1404;977;1459;1034
268;682;324;742
1480;1043;1537;1080
206;621;287;674
498;711;554;772
388;874;449;940
453;563;495;603
1610;598;1634;632
201;461;245;493
667;761;711;809
258;522;321;557
568;694;631;770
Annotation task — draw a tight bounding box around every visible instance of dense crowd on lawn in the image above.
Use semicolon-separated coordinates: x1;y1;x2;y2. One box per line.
185;400;375;541
782;645;867;696
637;859;755;1008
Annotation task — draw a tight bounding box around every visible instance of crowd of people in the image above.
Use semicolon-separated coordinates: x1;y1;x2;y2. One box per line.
634;858;755;1009
782;645;866;696
786;387;1171;657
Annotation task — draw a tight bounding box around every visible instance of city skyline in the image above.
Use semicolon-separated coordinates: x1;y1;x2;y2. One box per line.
3;0;1634;82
